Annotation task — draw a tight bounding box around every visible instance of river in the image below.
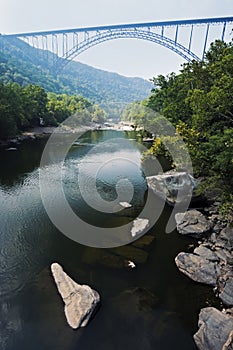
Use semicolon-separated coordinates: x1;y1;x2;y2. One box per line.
0;129;218;350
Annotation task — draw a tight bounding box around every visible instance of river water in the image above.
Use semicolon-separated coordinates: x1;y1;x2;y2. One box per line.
0;130;218;350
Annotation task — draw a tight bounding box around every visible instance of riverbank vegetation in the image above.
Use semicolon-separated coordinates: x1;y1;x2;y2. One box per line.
121;40;233;218
0;82;106;139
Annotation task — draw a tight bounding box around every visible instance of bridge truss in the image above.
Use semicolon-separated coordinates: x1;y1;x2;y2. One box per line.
2;16;233;72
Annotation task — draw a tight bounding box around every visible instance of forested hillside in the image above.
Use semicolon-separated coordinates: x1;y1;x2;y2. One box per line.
121;40;233;216
0;36;152;118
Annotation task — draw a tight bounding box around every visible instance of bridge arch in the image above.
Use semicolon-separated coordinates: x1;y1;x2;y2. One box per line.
55;29;200;71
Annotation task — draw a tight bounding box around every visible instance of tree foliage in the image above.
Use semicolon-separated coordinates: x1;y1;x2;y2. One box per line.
0;82;106;139
122;39;233;202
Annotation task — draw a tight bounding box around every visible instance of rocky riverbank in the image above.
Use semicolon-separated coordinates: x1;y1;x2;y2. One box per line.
0;124;99;150
0;127;56;149
174;199;233;349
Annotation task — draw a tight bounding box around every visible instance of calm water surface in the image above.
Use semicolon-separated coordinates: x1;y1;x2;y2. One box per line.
0;130;219;350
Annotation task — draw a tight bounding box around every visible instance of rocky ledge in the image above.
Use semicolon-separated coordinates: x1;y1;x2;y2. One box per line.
174;201;233;349
175;223;233;306
51;263;100;329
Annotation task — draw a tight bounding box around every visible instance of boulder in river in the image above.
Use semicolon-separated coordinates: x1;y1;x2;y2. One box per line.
146;171;197;206
131;218;149;238
193;307;233;350
51;263;100;329
175;252;220;286
175;209;211;237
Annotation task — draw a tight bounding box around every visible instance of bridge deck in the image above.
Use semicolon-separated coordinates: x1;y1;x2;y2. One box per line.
3;16;233;37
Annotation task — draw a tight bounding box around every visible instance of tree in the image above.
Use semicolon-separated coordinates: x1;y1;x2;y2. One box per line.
23;85;49;126
0;83;19;138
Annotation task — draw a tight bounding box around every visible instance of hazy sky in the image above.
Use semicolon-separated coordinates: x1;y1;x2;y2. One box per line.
1;0;233;79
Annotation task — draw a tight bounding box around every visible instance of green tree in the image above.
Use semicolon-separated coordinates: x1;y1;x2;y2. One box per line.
23;84;49;126
0;83;20;138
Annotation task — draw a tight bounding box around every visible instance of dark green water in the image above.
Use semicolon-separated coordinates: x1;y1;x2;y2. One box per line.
0;130;218;350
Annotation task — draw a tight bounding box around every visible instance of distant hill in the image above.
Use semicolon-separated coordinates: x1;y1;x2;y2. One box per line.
0;36;152;119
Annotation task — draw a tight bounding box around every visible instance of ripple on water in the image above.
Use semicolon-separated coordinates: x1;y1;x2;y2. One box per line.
0;171;52;299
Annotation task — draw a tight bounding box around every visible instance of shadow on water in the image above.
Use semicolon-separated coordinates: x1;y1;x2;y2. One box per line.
0;130;220;350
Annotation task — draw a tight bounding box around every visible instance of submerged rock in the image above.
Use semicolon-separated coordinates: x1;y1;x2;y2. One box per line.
82;248;126;269
175;210;211;236
147;171;197;206
193;307;233;350
110;245;148;264
82;244;148;268
112;287;159;320
51;263;100;329
132;234;155;249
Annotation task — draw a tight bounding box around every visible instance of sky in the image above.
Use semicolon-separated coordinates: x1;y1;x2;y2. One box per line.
1;0;233;79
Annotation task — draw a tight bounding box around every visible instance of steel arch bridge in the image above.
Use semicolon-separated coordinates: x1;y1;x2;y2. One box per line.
2;16;233;72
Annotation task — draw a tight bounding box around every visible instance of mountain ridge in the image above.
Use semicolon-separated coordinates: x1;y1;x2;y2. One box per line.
0;36;152;118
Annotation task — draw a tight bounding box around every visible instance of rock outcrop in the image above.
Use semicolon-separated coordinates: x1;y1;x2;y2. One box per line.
175;225;233;306
51;263;100;329
174;196;233;350
147;171;197;206
193;307;233;350
175;209;211;236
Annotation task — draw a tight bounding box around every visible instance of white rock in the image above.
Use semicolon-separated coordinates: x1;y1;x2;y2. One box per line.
131;218;149;238
51;263;100;329
127;260;136;269
147;171;197;205
119;202;132;208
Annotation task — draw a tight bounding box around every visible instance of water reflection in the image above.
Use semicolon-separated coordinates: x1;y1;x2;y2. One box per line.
0;130;217;350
